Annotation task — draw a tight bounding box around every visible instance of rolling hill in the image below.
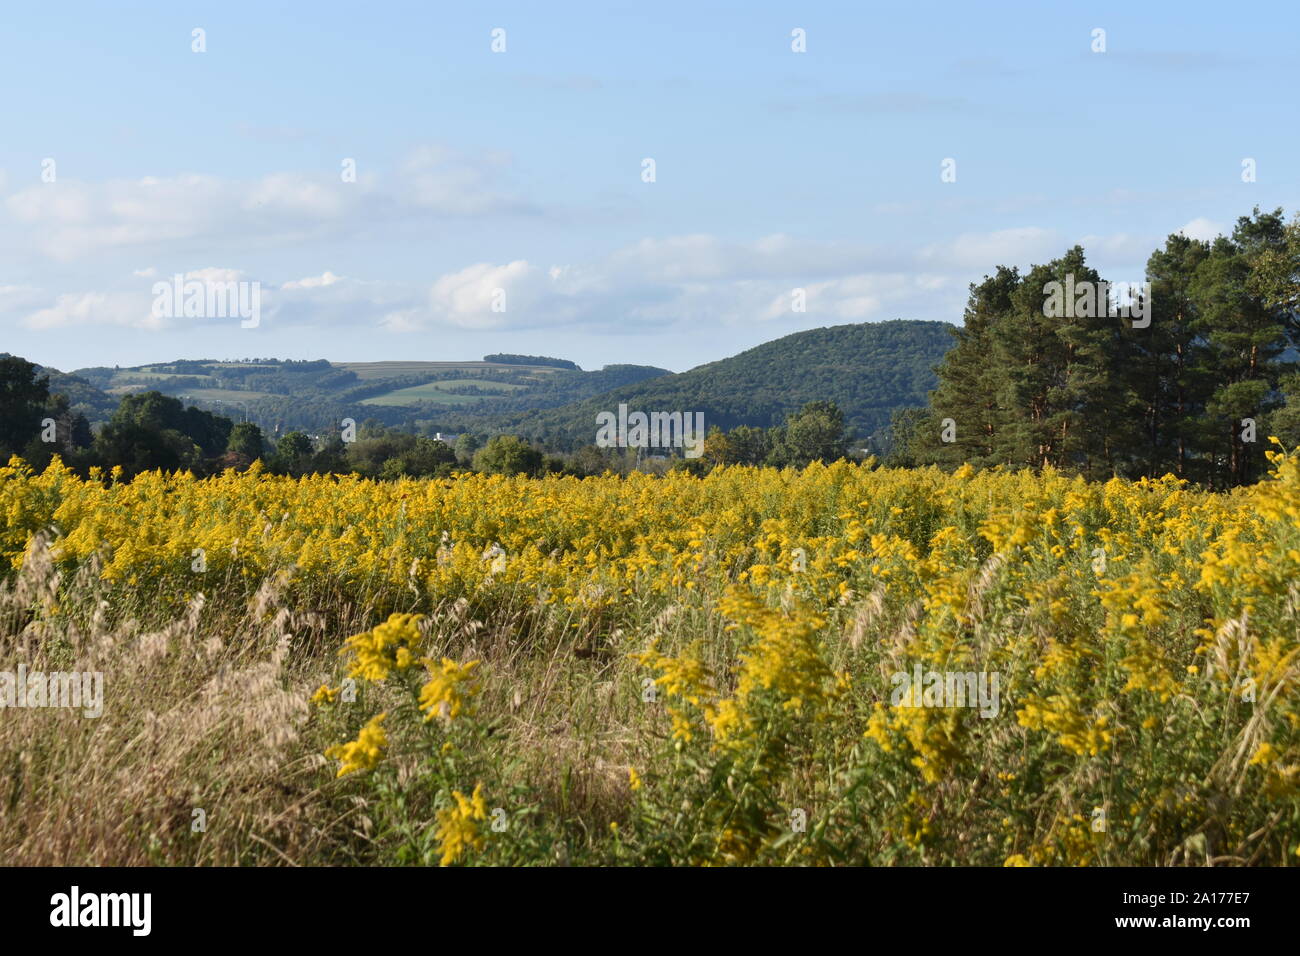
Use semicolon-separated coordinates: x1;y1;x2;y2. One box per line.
485;320;956;449
66;357;672;434
41;322;955;447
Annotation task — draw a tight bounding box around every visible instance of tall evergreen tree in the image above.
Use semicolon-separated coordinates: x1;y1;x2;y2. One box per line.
995;247;1111;471
911;266;1020;468
0;356;50;458
908;209;1300;488
1135;233;1212;479
1192;210;1291;486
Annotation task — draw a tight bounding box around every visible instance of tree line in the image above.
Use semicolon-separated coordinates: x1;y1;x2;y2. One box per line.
1;354;856;482
890;207;1300;488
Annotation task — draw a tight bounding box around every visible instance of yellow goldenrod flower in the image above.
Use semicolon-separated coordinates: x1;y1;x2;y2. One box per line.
324;713;388;777
340;613;424;682
310;684;340;706
434;783;489;865
418;657;481;721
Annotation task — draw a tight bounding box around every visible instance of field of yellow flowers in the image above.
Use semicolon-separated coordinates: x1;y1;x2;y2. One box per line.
1;449;1297;865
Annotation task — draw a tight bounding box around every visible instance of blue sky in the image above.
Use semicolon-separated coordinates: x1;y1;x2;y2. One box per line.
2;1;1297;373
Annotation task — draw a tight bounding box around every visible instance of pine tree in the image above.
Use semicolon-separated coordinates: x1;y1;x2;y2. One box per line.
903;208;1300;488
910;267;1020;468
997;247;1107;471
1192;210;1290;487
1132;233;1212;479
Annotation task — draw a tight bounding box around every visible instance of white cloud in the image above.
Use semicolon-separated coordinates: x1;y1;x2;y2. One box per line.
2;145;534;261
762;274;954;321
392;260;586;333
19;267;256;331
8;225;1177;339
410;236;965;332
428;261;556;329
269;272;416;327
603;233;901;282
23;291;160;331
182;267;243;284
920;227;1058;270
1177;217;1225;242
281;271;342;290
0;284;49;325
0;231;1021;336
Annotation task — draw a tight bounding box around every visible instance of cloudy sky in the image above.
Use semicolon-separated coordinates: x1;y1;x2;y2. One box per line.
2;1;1297;373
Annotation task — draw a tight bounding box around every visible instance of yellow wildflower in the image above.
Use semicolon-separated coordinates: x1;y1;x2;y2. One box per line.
418;657;481;721
340;613;424;682
310;684;340;706
434;783;489;865
324;713;388;777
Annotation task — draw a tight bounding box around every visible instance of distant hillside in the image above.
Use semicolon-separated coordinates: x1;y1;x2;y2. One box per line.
68;356;670;434
39;367;118;421
483;353;580;370
48;322;953;444
0;354;119;425
493;320;956;449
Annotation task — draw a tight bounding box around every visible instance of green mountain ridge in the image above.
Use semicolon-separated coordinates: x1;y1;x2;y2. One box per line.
480;320;956;450
22;320;954;449
63;358;672;434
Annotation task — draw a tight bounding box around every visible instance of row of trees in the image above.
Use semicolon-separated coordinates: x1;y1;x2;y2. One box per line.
4;350;857;481
691;400;851;471
280;402;853;480
893;207;1300;488
3;359;235;475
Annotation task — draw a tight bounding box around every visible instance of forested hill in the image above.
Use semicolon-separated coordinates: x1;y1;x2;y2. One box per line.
13;321;956;455
494;320;955;449
899;207;1300;490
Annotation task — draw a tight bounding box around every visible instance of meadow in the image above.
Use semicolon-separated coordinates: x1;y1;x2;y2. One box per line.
360;379;527;407
0;450;1297;866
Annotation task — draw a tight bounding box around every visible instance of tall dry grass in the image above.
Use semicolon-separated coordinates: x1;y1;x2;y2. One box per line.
0;536;331;864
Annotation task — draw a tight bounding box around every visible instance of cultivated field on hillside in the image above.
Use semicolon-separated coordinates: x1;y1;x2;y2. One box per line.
1;453;1297;865
361;379;527;407
336;361;560;380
